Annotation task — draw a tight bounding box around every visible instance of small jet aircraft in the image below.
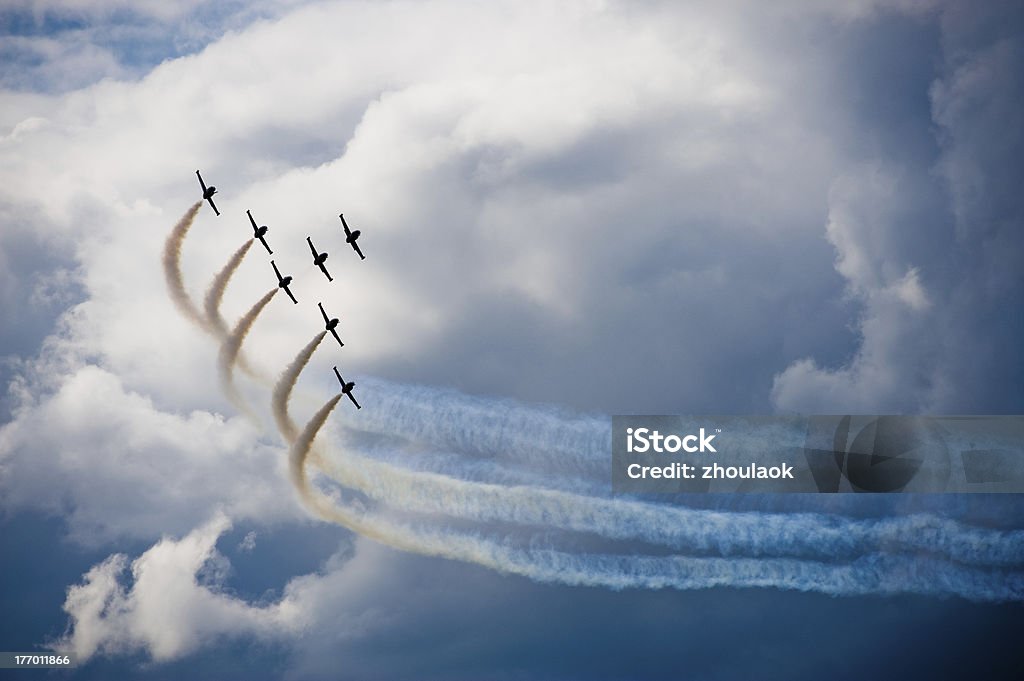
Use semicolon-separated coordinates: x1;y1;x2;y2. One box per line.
338;213;365;260
247;210;272;254
307;237;332;281
333;366;361;409
196;170;219;216
319;302;344;347
271;260;297;304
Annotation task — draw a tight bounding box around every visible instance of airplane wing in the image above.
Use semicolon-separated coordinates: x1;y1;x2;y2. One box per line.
347;392;361;410
207;196;220;216
333;366;343;385
196;170;207;192
271;260;283;281
352;241;365;260
339;214;351;237
283;284;298;305
318;302;329;323
307;237;318;257
319;264;333;282
248;210;257;231
258;235;272;254
330;328;344;347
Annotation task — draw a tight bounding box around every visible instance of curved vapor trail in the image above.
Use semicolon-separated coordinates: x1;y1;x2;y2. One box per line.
162;201;210;331
268;342;1024;567
291;396;1024;602
218;288;277;416
204;239;263;379
273;331;327;443
290;394;342;493
204;239;254;337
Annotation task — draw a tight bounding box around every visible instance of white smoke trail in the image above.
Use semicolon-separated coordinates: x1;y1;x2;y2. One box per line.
218;288;278;416
162;201;210;332
312;437;1024;567
352;376;607;475
292;396;1024;602
267;338;1024;567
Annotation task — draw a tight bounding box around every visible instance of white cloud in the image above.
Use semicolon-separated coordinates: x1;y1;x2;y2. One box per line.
0;353;305;543
770;166;941;412
58;513;307;662
0;0;856;413
238;530;257;552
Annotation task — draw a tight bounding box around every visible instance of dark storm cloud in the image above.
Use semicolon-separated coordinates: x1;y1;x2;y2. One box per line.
773;0;1024;414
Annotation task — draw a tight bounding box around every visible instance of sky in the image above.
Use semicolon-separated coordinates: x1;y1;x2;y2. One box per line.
0;0;1022;679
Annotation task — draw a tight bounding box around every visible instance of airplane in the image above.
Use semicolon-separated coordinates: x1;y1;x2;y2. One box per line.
247;210;272;254
333;366;361;409
338;213;365;260
318;302;344;347
307;237;332;281
271;260;297;304
196;170;219;216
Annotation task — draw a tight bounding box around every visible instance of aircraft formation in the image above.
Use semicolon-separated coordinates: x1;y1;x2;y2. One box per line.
197;169;365;410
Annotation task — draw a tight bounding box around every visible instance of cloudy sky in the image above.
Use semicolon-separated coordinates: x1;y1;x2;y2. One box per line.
1;0;1022;679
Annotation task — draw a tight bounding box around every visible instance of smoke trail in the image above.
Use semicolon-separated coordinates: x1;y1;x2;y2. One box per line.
322;378;1024;532
290;396;1024;602
291;394;342;493
204;239;254;337
162;201;211;332
353;376;607;475
311;436;1024;568
323;376;1024;561
204;239;265;379
266;339;1024;567
218;288;277;415
273;331;327;443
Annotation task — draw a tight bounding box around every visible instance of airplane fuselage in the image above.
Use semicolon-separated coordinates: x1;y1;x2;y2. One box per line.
346;230;361;243
279;277;292;288
203;187;216;199
255;226;267;237
342;383;355;394
326;318;339;330
315;253;328;265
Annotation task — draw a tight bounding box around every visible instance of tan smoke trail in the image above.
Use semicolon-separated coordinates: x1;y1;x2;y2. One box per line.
272;331;328;444
218;288;278;416
290;394;342;494
204;239;264;378
204;239;254;337
290;394;530;560
162;201;210;331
